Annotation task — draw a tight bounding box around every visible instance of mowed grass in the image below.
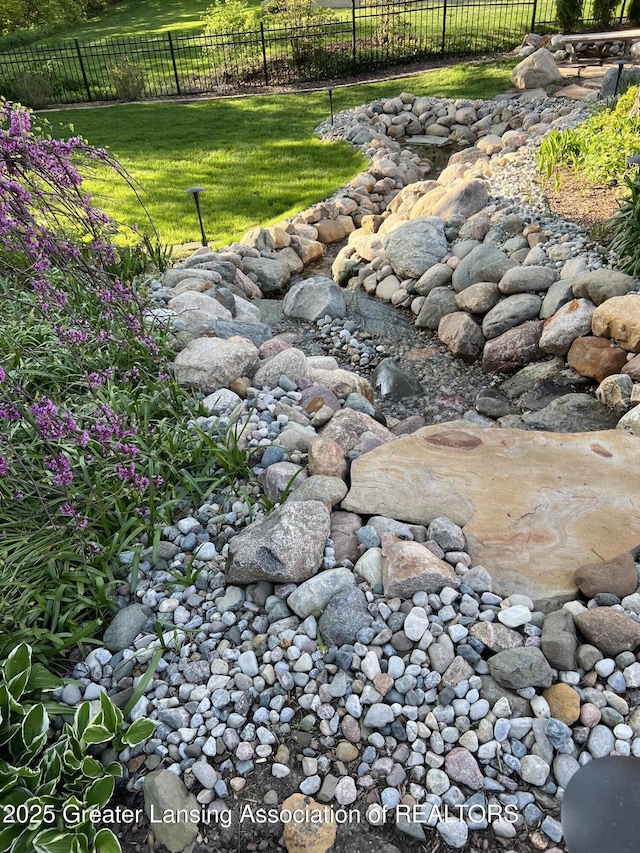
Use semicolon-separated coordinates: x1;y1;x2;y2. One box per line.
49;59;516;247
38;0;213;44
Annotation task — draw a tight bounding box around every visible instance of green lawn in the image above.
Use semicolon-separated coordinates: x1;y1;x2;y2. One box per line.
49;59;515;247
39;0;211;44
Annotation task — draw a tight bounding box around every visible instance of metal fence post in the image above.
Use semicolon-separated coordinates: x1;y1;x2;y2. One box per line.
441;0;448;57
530;0;539;35
619;0;628;23
351;0;357;72
260;22;269;86
74;38;92;102
167;31;181;95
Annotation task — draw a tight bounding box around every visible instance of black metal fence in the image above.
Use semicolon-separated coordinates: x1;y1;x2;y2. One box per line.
0;0;629;106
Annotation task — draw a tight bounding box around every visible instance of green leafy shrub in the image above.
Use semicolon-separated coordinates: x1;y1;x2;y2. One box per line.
0;65;57;108
536;87;640;187
629;0;640;24
592;0;618;27
203;0;258;33
107;56;147;101
608;172;640;275
360;0;411;47
556;0;583;31
0;643;154;853
262;0;339;67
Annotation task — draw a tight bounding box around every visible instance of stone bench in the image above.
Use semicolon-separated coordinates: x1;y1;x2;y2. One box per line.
558;28;640;63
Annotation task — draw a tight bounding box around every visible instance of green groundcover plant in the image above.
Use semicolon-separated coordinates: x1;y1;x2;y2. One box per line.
0;642;155;853
536;86;640;187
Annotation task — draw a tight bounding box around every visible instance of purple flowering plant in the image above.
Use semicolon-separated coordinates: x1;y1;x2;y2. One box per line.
0;100;210;663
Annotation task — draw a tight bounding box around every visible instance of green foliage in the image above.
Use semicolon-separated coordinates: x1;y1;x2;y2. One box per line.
0;0;84;37
592;0;618;27
536;87;640;187
608;172;640;276
262;0;339;67
107;56;147;101
629;0;640;24
0;64;57;108
360;0;411;47
0;643;154;853
202;0;258;34
555;0;583;31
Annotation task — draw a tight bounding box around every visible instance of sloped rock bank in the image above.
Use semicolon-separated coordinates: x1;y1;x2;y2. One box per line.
59;85;640;853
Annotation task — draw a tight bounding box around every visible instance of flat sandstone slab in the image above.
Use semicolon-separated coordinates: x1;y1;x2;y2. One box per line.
342;422;640;604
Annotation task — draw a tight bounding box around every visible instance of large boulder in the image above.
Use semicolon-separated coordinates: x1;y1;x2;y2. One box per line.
382;217;448;278
226;501;330;584
512;48;563;90
571;269;635;305
167;291;232;325
342;422;640;604
283;275;347;322
242;256;291;295
430;179;489;222
173;336;258;392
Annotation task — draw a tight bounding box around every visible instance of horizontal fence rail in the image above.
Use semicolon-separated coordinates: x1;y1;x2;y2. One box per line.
0;0;630;106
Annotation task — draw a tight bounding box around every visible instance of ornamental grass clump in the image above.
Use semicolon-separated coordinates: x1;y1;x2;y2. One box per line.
0;101;217;663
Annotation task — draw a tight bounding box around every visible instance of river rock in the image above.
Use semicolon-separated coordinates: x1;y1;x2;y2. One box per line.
541;610;577;671
574;551;639;599
381;535;461;598
543;683;581;725
521;393;619;432
539;299;595;355
318;586;373;646
242;256;291;295
452;245;518;292
144;770;199;853
498;265;557;294
320;407;395;452
541;279;574;319
281;793;336;853
226;501;330;584
342;422;640;603
489;647;553;689
592;294;640;352
482;320;543;373
575;609;640;655
482;294;542;339
438;313;485;362
283;276;347;322
383;217;448;278
415;287;459;330
167;291;233;325
173;336;259;393
454;281;501;314
567;336;629;382
254;347;310;387
571;269;636;305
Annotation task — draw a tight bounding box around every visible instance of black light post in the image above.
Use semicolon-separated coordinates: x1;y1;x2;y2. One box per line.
184;186;208;246
325;86;336;125
613;59;626;97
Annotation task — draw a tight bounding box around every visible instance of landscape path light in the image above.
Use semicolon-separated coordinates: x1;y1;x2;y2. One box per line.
325;86;336;125
184;185;208;247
